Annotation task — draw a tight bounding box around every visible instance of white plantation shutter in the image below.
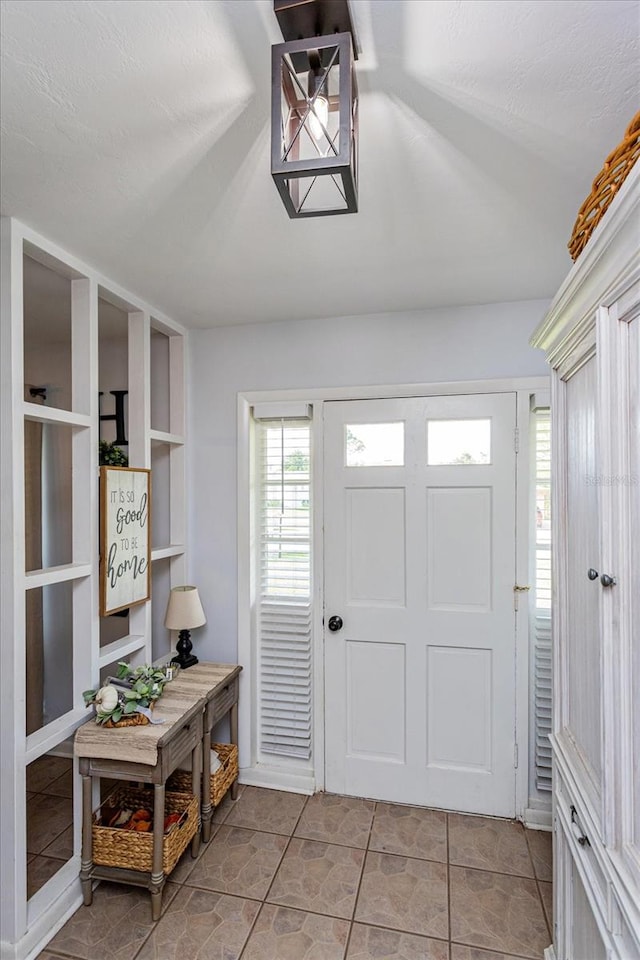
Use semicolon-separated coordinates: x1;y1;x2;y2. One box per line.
534;409;552;792
534;616;552;792
255;417;312;761
260;602;312;758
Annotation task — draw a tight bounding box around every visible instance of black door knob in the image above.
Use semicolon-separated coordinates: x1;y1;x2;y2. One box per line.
328;615;343;632
587;568;599;580
600;573;617;587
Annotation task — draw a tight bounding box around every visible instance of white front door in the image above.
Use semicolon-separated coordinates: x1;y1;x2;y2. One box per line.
323;393;518;816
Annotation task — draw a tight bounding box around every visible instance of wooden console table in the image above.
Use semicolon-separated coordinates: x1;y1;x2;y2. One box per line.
74;662;241;919
164;662;242;842
192;663;242;841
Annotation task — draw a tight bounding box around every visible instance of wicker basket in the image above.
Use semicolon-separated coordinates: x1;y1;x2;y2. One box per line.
102;712;150;728
569;111;640;261
92;786;198;874
168;743;238;807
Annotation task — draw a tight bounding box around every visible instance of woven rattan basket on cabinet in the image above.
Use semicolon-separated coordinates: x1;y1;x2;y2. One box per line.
568;111;640;261
92;786;199;874
168;742;238;807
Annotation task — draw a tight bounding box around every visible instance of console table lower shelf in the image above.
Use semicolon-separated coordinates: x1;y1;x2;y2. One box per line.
74;662;242;920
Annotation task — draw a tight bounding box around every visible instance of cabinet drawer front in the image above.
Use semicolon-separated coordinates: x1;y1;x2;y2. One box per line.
555;757;640;958
556;769;608;912
162;713;203;778
555;809;610;960
207;678;239;727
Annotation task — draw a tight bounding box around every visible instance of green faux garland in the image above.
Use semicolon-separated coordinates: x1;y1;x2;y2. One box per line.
82;661;169;724
99;440;128;466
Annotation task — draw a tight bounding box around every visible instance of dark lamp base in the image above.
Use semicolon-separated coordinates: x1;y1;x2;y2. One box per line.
170;629;199;670
171;651;199;669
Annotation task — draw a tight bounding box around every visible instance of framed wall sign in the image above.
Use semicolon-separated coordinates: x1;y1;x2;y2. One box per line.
99;466;151;616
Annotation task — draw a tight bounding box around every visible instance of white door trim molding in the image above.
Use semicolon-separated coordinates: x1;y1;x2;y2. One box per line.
237;376;548;815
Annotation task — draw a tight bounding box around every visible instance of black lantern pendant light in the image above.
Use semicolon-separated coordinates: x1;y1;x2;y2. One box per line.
271;0;359;218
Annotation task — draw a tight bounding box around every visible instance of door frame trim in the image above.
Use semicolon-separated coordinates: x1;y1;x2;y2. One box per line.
237;376;549;817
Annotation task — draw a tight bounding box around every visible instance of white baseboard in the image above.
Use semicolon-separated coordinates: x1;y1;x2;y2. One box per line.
524;806;553;830
239;765;315;795
1;884;83;960
543;945;556;960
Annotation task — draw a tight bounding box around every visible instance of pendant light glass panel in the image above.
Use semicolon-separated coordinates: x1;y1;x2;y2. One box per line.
271;32;358;218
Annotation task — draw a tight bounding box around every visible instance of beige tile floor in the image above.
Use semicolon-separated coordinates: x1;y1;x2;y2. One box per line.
38;785;553;960
27;755;74;898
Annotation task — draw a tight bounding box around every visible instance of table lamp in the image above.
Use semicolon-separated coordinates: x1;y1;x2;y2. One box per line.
165;585;206;669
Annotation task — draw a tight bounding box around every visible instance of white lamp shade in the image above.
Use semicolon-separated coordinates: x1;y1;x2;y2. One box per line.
164;586;206;630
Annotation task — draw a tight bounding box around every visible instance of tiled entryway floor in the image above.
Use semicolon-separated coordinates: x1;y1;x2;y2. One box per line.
39;786;553;960
27;754;74;898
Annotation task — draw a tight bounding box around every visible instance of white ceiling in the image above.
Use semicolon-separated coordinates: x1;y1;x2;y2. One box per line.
1;0;638;328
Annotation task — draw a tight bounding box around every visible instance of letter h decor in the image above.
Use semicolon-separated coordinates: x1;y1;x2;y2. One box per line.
99;390;128;445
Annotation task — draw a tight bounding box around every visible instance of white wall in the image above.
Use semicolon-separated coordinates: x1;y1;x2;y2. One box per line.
24;342;74;724
188;299;550;663
98;335;129;442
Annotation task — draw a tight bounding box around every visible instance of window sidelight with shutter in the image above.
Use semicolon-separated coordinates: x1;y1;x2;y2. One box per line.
255;416;312;763
533;407;552;794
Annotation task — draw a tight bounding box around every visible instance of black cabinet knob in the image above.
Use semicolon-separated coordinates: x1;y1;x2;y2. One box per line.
587;568;599;580
600;573;617;587
328;615;343;632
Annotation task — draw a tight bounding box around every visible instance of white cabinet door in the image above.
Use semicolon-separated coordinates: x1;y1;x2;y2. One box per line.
324;393;518;816
571;860;608;960
532;162;640;960
624;304;640;888
604;285;640;898
556;353;603;820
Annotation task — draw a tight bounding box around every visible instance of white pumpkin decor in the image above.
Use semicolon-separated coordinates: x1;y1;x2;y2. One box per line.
95;684;119;713
83;663;169;725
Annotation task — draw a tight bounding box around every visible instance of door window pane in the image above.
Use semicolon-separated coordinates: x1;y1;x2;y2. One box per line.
427;419;491;465
345;423;404;466
258;420;311;599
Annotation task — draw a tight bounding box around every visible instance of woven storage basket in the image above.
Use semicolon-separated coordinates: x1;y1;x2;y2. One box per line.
102;712;150;728
168;743;238;807
569;111;640;261
92;786;198;874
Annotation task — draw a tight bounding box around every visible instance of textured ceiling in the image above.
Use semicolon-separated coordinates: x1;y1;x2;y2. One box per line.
1;0;639;327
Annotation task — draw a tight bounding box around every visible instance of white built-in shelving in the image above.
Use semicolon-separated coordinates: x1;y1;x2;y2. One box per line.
0;217;188;960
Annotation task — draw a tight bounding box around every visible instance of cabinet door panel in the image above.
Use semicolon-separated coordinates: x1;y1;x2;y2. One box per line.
613;296;640;891
571;859;608;960
562;356;601;801
629;311;640;875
